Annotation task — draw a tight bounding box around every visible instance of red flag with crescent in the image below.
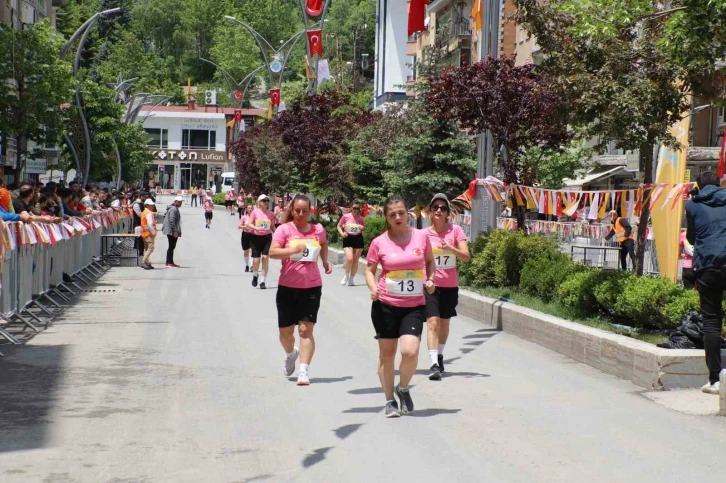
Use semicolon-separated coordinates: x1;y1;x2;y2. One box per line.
408;0;428;37
307;30;323;57
306;0;323;17
269;88;281;107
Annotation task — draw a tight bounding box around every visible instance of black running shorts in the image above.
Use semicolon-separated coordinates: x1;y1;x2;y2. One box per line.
371;301;425;339
241;231;252;251
205;212;213;220
276;286;322;328
249;233;272;258
425;287;459;320
342;234;364;249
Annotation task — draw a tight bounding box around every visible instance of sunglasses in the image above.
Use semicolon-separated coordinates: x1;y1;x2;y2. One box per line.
432;205;449;212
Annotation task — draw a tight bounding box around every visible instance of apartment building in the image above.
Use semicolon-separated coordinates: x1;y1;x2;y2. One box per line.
1;0;66;182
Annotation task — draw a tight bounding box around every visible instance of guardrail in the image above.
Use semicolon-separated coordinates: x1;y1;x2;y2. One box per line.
0;209;131;353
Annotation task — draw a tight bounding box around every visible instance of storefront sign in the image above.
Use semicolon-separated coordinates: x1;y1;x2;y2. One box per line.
180;118;220;130
150;150;227;163
26;158;47;174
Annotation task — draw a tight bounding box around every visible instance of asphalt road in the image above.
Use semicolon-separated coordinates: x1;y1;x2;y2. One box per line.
1;203;725;483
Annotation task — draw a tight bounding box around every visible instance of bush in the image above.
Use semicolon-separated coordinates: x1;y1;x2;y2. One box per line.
592;270;635;317
363;215;387;248
663;290;700;328
458;232;489;286
557;269;603;315
520;252;585;301
212;193;225;205
493;232;560;287
613;276;683;329
471;229;514;287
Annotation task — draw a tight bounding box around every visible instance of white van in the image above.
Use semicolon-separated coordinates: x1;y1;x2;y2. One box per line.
220;172;236;193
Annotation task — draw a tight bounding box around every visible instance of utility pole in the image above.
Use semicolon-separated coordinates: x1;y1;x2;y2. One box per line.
351;23;367;93
471;0;501;238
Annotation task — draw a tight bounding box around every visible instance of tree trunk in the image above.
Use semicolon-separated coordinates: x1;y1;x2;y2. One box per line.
634;142;655;276
514;204;526;232
15;135;25;181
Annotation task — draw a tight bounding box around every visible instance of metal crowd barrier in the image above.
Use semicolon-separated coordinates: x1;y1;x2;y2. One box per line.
0;213;131;353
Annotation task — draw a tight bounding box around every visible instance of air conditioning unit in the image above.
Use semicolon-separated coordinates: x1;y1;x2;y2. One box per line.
205;90;217;106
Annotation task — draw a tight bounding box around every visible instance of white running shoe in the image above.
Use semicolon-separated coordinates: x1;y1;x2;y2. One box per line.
297;370;310;386
347;276;355;286
340;274;349;285
701;381;719;395
284;347;299;377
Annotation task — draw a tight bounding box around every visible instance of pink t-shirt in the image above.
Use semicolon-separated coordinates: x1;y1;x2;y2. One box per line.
423;224;467;288
338;213;365;235
367;229;432;308
249;208;274;235
204;199;214;212
680;231;693;269
239;215;252;233
273;222;327;289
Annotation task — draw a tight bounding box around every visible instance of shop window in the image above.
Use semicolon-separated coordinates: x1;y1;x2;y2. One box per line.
145;128;169;148
182;129;216;150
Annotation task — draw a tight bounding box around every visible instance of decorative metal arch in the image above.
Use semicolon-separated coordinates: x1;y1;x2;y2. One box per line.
198;59;265;109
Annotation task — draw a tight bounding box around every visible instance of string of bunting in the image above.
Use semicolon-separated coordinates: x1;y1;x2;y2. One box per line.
458;177;695;218
1;208;131;254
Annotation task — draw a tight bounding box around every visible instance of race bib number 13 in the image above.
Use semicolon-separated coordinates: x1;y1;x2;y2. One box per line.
433;247;456;269
289;239;321;262
386;270;424;296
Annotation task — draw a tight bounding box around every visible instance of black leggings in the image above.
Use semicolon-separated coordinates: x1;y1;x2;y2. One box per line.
619;239;635;270
166;235;178;264
191;194;197;206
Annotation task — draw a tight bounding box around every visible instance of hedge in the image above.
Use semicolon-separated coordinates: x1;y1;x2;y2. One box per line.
462;229;697;333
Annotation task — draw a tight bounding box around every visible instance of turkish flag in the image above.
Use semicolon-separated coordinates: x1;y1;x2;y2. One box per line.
234;109;242;123
408;0;428;37
269;88;281;107
307;30;323;57
306;0;323;17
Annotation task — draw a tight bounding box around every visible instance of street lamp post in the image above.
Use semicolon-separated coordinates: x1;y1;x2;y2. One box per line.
198;59;264;110
351;23;367;93
296;0;333;95
60;8;121;188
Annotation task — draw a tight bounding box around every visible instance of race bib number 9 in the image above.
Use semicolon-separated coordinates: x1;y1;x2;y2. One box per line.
433;247;456;269
386;270;424;297
255;219;271;231
289;239;321;262
345;223;361;235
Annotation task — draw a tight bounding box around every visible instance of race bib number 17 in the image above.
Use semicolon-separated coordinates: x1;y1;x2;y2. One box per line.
433;247;456;269
386;270;424;296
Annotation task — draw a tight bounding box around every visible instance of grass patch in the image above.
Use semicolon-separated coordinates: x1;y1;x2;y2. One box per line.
467;285;668;346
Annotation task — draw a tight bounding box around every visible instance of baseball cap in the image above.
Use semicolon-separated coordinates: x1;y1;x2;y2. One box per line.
174;196;184;202
258;194;270;202
111;199;121;208
429;193;450;210
144;199;155;206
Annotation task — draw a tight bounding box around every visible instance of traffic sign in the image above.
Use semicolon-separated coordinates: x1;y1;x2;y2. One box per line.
234;90;243;100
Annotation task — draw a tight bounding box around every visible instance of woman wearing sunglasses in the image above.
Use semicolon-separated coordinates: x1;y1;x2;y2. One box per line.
245;194;276;289
423;193;470;380
270;194;332;385
337;200;365;286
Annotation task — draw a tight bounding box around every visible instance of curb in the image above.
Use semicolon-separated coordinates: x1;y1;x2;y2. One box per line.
328;247;718;391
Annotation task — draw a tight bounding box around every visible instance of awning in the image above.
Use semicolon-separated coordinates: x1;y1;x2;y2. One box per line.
564;166;625;188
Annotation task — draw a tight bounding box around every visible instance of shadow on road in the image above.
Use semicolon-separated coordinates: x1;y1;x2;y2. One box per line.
302;447;332;468
0;345;66;453
333;423;363;439
343;406;382;414
348;387;383;395
408;408;461;418
289;376;353;384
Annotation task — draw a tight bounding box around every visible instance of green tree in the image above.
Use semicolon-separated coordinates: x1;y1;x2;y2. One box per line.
0;21;74;177
382;101;477;218
515;0;692;275
521;142;593;190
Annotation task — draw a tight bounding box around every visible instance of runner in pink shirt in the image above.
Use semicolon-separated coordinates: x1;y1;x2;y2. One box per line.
270;194;332;386
203;196;214;229
238;204;254;272
337;200;365;286
422;193;470;380
245;194;276;289
236;191;246;218
365;195;435;418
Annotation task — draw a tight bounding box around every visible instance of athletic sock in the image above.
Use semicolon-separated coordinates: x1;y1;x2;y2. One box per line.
429;350;439;366
398;386;409;392
286;350;295;357
260;275;266;283
438;343;446;355
300;363;309;373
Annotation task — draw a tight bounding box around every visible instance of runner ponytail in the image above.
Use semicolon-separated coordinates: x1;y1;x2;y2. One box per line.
282;194;310;223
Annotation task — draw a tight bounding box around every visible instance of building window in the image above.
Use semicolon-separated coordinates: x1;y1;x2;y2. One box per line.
145;128;168;149
182;129;216;150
